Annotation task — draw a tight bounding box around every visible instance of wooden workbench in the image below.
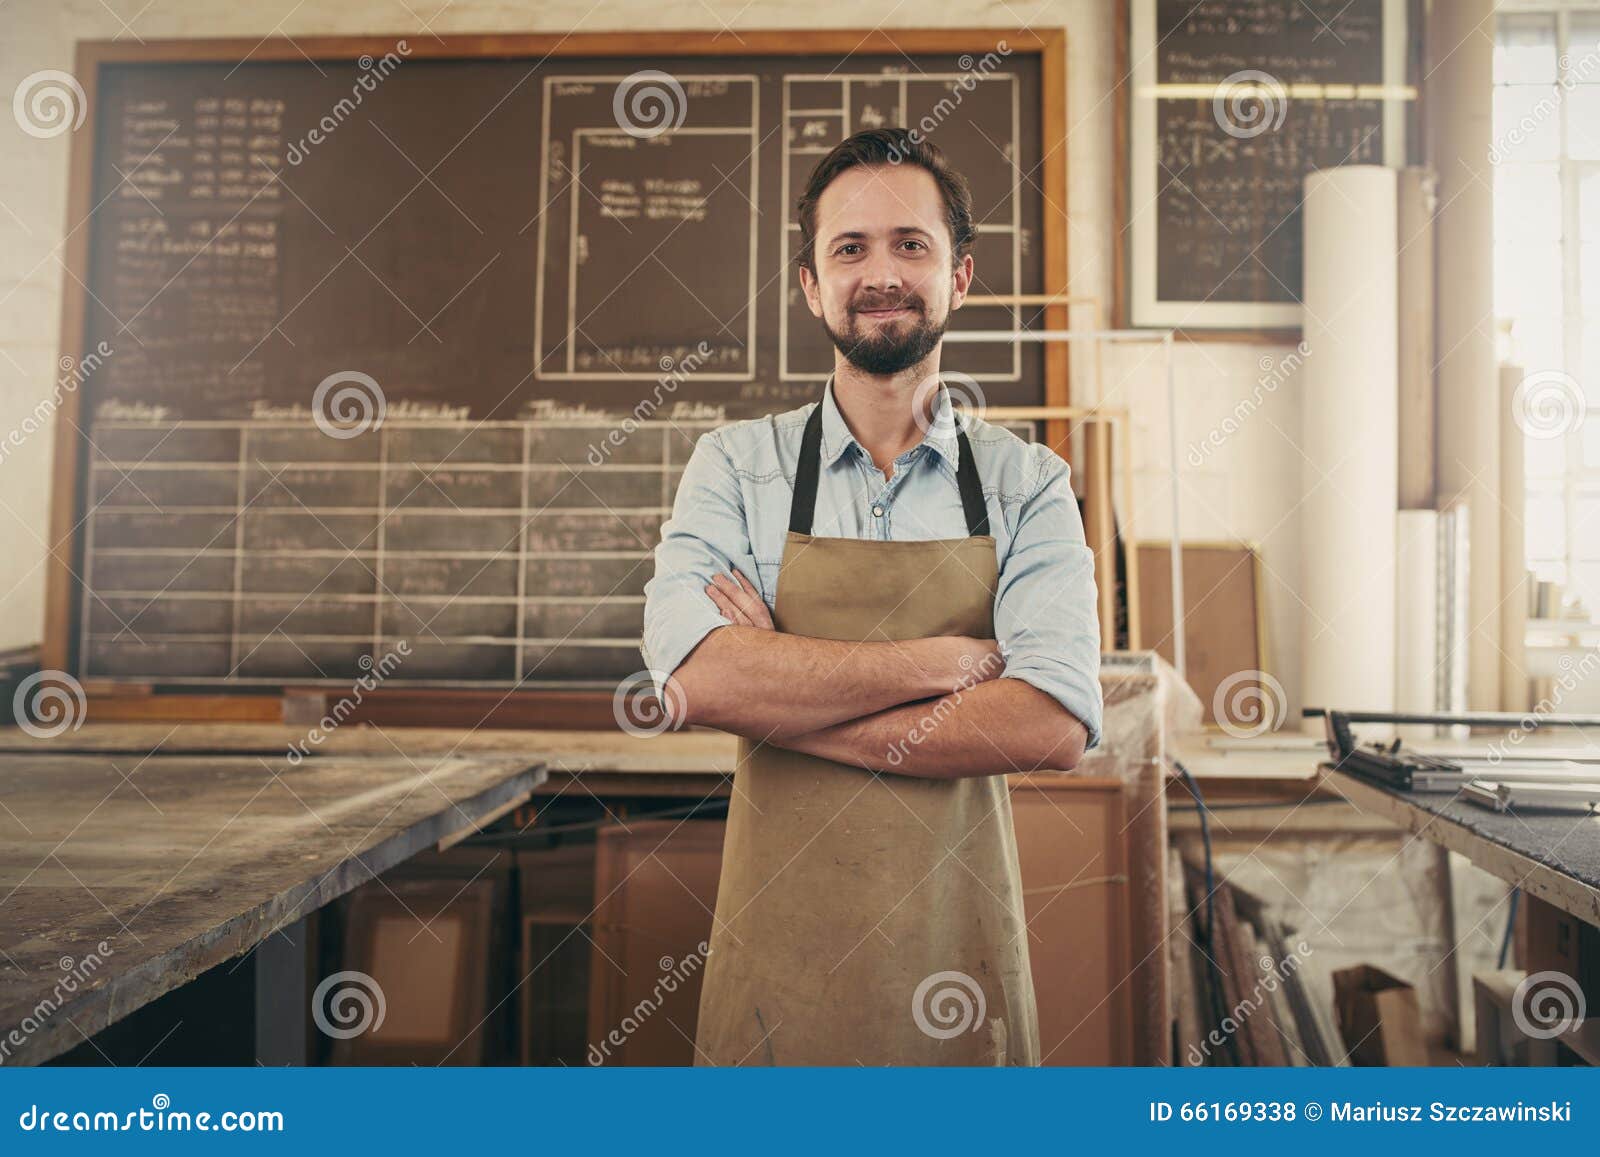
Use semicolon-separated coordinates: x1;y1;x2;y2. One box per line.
0;750;544;1065
1321;766;1600;927
0;653;1197;1066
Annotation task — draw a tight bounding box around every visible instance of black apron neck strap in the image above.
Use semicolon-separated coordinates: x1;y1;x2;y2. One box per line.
954;427;990;537
789;403;826;535
788;399;990;538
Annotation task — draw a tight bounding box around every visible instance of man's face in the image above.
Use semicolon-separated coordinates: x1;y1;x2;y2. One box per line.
800;163;973;376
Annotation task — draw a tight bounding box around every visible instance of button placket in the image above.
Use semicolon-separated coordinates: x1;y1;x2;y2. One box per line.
848;450;889;539
868;486;889;537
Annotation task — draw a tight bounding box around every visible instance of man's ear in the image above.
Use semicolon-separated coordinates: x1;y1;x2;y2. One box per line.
950;252;975;312
798;263;823;319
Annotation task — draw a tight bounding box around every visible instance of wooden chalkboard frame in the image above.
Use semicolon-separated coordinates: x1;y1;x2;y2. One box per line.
1113;0;1418;338
45;29;1070;723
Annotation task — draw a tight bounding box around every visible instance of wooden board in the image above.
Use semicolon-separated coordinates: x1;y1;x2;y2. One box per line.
46;30;1067;694
1136;541;1269;728
1119;0;1419;332
0;751;544;1065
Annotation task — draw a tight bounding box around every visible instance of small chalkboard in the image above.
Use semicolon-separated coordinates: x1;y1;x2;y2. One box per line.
1122;0;1417;331
46;31;1068;693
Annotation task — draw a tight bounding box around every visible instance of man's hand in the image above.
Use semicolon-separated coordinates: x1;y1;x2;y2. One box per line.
914;635;1005;695
704;569;773;630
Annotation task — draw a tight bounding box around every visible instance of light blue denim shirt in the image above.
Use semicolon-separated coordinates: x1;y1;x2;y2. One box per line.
641;377;1103;751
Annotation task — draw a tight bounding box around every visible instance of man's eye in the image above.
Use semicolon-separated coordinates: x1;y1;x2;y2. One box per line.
900;240;926;251
836;244;862;256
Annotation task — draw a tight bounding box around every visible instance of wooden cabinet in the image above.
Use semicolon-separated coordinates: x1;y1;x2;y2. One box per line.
1010;777;1135;1065
585;820;723;1066
517;845;596;1067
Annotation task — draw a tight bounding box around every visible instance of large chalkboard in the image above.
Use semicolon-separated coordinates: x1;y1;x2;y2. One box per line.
1123;0;1415;331
47;32;1064;690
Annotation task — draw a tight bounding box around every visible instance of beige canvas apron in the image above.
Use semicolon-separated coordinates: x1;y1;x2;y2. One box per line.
693;402;1040;1066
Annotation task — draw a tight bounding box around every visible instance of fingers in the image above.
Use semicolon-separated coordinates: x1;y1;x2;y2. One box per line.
705;581;751;626
726;569;774;628
711;570;759;619
705;569;773;629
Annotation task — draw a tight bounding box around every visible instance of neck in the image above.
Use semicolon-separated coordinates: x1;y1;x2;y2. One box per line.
831;354;940;476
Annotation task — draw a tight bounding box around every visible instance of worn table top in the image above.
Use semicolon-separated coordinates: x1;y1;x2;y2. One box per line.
0;723;735;768
0;750;544;1065
0;725;739;799
1323;765;1600;927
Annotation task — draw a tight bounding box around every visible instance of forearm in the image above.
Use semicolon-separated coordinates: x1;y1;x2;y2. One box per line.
773;678;1088;780
668;625;949;739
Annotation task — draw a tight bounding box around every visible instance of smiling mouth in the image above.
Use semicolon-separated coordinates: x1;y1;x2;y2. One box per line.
857;306;916;318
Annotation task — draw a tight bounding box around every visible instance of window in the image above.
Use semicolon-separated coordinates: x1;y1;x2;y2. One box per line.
1494;6;1600;617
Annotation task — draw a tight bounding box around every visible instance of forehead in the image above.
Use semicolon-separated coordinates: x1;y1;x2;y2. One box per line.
814;163;946;240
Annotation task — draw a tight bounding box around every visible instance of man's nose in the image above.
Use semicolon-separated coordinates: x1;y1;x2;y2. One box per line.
859;251;903;293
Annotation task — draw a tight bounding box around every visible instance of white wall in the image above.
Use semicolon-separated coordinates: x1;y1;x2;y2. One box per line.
0;0;1306;709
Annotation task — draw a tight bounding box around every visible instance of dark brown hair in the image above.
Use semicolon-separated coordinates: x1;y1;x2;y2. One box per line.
794;127;977;274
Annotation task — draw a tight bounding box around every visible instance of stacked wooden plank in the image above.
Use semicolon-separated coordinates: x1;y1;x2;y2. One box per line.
1169;857;1345;1067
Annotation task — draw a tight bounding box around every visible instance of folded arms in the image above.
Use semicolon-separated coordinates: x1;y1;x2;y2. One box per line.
665;569;1088;780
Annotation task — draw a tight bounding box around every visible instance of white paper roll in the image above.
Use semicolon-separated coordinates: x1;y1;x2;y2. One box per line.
1396;510;1439;741
1430;0;1502;711
1300;166;1400;729
1397;168;1437;510
1500;363;1529;713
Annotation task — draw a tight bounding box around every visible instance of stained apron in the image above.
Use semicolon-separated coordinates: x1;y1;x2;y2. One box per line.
692;401;1040;1066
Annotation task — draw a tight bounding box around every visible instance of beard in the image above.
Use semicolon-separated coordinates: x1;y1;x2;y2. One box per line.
823;292;948;376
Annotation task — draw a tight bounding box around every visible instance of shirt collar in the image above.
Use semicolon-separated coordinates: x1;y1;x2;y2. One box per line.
817;373;963;470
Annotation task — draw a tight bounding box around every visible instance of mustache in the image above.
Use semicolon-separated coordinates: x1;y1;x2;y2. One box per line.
851;295;923;312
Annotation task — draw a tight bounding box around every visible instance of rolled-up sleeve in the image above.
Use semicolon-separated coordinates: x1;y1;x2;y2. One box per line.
640;429;752;693
994;450;1104;751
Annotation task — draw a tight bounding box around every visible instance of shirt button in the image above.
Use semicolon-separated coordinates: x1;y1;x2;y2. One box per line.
871;504;885;518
